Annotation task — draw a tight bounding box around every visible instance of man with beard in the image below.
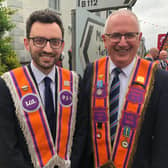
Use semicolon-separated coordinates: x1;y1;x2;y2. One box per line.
0;9;80;168
76;9;168;168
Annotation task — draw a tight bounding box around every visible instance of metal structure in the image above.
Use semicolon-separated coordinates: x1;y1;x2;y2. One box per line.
77;0;137;12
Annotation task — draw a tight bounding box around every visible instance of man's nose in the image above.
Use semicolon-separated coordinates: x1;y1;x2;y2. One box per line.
43;41;53;52
118;36;128;46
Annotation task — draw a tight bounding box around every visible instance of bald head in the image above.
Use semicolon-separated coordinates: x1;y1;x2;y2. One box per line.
102;8;142;68
159;50;168;61
104;9;140;33
149;48;159;60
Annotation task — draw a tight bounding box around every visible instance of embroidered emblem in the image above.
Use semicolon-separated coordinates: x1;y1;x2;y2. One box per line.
121;112;139;129
21;93;40;112
96;132;102;139
94;108;107;122
127;86;145;104
59;90;72;107
123;127;131;137
21;85;29;91
137;76;144;83
121;140;129;148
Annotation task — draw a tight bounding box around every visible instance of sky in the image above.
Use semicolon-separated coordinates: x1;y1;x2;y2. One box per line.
132;0;168;50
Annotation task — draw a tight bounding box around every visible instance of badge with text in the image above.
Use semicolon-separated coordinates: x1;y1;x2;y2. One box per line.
121;112;139;129
127;86;145;104
59;90;73;107
21;93;41;112
94;107;107;122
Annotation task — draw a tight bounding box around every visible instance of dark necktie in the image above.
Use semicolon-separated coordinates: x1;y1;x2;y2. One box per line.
109;67;121;144
44;77;55;140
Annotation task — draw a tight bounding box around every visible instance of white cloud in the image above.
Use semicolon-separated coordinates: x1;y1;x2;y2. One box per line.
133;0;168;50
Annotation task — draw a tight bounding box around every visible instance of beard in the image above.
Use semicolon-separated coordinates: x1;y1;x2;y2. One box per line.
30;49;59;73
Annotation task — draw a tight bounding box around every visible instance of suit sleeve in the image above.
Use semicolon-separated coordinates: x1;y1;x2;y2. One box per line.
0;77;33;168
71;65;94;168
132;69;168;168
150;69;168;167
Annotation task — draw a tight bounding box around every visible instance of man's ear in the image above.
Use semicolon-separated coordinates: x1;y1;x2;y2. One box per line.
139;32;142;41
102;34;107;49
24;38;30;51
102;34;106;42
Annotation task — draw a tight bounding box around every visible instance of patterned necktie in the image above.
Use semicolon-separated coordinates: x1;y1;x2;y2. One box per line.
109;67;121;144
44;77;55;139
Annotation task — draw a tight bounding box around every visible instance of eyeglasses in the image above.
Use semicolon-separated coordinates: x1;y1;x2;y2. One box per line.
28;37;64;49
105;32;139;42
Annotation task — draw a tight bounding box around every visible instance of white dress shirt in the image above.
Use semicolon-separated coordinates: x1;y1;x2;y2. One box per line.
30;61;56;109
109;57;137;119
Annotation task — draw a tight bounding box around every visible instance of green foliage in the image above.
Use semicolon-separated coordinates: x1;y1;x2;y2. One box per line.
0;0;20;75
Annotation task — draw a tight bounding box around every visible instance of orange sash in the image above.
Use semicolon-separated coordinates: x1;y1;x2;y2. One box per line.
91;57;157;168
2;66;79;168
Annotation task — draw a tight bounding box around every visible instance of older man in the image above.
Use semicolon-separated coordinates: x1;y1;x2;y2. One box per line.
74;9;168;168
145;47;159;61
159;50;168;61
159;50;168;70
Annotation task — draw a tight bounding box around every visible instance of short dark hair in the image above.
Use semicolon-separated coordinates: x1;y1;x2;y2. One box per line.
26;9;64;39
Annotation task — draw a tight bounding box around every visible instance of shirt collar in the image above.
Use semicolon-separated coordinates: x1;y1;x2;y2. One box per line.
109;56;137;77
30;61;56;84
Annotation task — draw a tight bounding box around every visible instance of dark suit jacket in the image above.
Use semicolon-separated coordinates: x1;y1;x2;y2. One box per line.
74;62;168;168
0;71;33;168
0;65;81;168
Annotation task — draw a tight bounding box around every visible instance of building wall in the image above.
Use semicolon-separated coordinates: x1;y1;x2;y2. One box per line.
6;0;54;64
6;0;76;69
6;0;142;70
60;0;76;69
6;0;26;62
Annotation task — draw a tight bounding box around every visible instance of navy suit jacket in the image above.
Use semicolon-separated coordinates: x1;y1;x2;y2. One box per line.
72;61;168;168
0;66;34;168
0;65;81;168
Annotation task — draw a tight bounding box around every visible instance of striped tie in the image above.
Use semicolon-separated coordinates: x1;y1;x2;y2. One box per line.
109;67;121;144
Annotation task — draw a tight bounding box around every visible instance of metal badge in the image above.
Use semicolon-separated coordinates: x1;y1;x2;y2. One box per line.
96;88;103;96
121;140;129;149
96;132;102;139
64;80;70;86
137;76;144;83
21;85;29;91
99;74;104;79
